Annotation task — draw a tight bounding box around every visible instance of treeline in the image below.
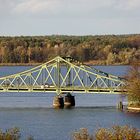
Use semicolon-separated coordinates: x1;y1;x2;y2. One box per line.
0;34;140;65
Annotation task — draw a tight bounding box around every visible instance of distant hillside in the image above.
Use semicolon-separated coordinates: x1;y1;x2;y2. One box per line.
0;34;139;65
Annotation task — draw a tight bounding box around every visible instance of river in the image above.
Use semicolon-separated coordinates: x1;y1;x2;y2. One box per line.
0;65;139;140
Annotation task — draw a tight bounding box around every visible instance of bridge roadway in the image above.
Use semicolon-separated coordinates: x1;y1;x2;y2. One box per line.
0;86;126;94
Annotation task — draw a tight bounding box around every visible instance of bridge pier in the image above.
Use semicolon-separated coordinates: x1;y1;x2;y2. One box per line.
53;93;75;109
64;93;75;108
117;101;123;110
53;96;64;109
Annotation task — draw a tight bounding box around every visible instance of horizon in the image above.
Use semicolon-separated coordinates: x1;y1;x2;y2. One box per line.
0;33;140;37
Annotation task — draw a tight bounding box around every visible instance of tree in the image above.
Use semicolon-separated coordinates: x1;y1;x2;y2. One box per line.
0;35;140;64
106;53;117;65
125;62;140;107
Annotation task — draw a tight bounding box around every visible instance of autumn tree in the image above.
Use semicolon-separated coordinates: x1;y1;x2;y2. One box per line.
125;62;140;107
0;35;140;64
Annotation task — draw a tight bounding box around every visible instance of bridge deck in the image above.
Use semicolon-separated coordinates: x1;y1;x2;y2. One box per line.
0;86;126;94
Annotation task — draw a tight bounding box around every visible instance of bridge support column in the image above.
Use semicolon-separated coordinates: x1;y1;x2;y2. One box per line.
53;93;75;109
117;101;123;110
64;93;75;108
53;96;64;109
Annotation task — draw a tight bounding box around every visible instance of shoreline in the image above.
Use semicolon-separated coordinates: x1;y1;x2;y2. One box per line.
0;62;130;66
127;106;140;113
0;63;41;66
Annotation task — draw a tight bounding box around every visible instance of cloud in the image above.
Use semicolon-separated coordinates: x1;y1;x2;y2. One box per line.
0;0;15;17
11;0;115;18
115;0;140;10
13;0;58;14
0;0;140;19
0;0;140;36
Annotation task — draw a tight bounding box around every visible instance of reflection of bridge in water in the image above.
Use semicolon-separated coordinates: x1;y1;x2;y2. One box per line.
0;56;125;95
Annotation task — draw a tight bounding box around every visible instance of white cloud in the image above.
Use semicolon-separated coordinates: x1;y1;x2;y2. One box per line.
114;0;140;10
0;0;140;18
11;0;115;17
13;0;58;14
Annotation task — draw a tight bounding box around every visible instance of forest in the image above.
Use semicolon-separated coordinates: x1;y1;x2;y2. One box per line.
0;34;139;65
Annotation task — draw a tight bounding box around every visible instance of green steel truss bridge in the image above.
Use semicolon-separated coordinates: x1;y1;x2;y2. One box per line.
0;56;126;94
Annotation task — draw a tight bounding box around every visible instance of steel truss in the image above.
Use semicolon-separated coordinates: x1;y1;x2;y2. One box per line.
0;56;125;94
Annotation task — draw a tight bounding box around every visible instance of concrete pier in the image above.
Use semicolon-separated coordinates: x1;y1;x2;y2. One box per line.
53;93;75;109
64;93;75;108
53;96;64;109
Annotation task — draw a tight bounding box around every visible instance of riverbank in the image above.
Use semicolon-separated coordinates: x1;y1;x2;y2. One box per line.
127;106;140;113
0;61;129;66
84;60;124;65
0;63;41;66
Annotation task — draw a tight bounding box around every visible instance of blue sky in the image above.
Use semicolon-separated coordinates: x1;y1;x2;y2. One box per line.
0;0;140;36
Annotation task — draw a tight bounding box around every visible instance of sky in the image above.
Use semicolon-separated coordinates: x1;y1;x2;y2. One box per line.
0;0;140;36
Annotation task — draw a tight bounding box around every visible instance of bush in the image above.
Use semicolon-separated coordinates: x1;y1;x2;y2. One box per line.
72;128;91;140
72;125;140;140
0;128;34;140
0;127;20;140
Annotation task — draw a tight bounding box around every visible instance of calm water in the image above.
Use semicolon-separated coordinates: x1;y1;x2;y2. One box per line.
0;65;139;140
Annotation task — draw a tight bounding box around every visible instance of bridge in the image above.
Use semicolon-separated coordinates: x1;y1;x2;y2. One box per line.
0;56;125;95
